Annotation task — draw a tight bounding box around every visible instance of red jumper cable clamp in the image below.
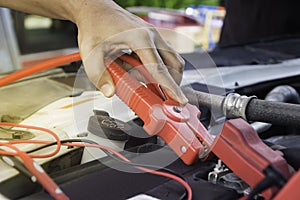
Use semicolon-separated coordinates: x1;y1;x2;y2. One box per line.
105;55;293;199
106;54;214;165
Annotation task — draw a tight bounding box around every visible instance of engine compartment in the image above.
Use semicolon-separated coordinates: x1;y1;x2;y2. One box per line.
0;44;300;199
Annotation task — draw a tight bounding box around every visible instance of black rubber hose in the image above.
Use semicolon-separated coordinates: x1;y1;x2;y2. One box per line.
181;86;224;112
251;85;300;133
246;99;300;127
182;86;300;128
265;85;300;103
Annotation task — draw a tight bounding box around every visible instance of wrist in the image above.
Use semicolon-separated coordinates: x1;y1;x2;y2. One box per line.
72;0;120;24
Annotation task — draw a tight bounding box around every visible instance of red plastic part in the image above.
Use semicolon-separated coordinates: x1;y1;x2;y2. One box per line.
212;119;292;199
273;170;300;200
106;57;213;165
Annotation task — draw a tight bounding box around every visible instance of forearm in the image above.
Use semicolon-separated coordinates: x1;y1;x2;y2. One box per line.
0;0;117;23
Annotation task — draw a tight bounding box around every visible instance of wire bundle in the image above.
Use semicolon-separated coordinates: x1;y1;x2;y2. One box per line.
0;122;192;200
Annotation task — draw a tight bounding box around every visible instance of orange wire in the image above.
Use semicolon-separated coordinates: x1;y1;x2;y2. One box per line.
63;142;192;200
0;142;69;200
0;138;192;200
0;52;81;87
62;142;191;200
0;140;192;200
0;122;61;158
9;139;131;162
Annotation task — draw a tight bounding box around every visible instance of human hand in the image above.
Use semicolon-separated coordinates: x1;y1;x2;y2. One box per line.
75;0;188;104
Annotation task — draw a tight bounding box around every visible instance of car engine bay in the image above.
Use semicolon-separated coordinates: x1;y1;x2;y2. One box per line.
0;37;300;200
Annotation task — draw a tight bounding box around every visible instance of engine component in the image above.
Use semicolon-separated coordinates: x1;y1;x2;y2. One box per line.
208;160;249;194
88;109;156;149
182;87;300;128
251;85;300;133
0;126;34;140
87;110;129;141
208;160;229;184
246;99;300;127
222;93;256;120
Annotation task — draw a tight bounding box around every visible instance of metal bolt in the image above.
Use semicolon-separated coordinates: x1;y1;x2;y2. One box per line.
181;146;187;153
12;131;24;139
173;106;182;113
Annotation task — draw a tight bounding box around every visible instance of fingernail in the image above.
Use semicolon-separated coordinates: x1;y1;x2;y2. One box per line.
173;88;188;105
100;83;114;97
179;92;189;105
166;87;188;105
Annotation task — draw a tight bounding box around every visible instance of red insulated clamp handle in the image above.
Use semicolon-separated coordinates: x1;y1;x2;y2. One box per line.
105;57;213;165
